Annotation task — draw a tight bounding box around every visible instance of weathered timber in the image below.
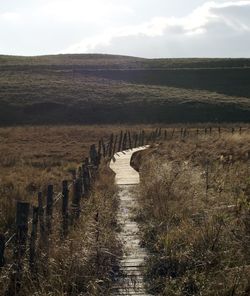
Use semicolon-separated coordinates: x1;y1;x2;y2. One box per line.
29;206;38;273
46;185;54;234
62;180;69;237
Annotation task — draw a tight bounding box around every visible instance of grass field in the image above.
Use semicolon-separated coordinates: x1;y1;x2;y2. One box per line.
134;130;250;295
0;124;125;295
1;54;250;125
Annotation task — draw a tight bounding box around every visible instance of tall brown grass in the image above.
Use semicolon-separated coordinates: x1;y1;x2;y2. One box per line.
136;132;250;295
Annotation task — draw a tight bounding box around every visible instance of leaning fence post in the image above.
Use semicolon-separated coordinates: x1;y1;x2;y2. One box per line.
46;185;54;234
29;206;38;273
6;202;30;296
0;234;5;267
62;180;69;237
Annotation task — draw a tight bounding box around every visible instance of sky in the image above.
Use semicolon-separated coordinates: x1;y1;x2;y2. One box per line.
0;0;250;58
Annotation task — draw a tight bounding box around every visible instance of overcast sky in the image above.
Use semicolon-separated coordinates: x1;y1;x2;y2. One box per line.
1;0;250;58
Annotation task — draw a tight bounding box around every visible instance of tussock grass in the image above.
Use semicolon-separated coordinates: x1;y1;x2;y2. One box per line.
136;133;250;295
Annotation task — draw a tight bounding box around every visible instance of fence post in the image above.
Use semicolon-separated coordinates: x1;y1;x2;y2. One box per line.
29;206;38;273
37;192;46;249
90;144;99;167
46;185;54;234
122;131;127;150
171;129;175;138
82;163;90;195
6;202;30;296
0;234;5;267
164;130;167;141
141;130;145;146
134;134;138;148
62;180;69;238
112;135;118;155
98;140;102;161
128;131;132;149
108;134;114;157
71;179;82;221
117;131;123;152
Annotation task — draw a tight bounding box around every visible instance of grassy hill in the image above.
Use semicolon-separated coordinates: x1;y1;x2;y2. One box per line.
0;54;250;125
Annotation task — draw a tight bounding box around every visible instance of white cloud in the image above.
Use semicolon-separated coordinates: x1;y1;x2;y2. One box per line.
62;0;250;57
0;0;250;57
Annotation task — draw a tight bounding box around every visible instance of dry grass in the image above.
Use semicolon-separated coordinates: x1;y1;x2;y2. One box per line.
0;164;120;295
0;124;154;232
136;132;250;295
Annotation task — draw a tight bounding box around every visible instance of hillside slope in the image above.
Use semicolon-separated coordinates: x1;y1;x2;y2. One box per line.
0;54;250;125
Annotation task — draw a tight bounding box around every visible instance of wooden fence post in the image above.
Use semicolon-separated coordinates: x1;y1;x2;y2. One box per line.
101;138;106;158
90;144;99;166
37;192;46;247
128;131;132;149
0;234;5;267
71;178;82;221
6;202;30;296
112;135;118;155
122;131;127;150
46;185;54;234
171;128;175;138
62;180;69;237
108;134;114;157
164;130;167;141
134;134;138;148
82;163;90;195
29;206;38;273
118;131;123;152
141;130;145;146
158;128;162;137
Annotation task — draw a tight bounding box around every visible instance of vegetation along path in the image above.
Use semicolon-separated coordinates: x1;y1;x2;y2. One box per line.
110;146;150;296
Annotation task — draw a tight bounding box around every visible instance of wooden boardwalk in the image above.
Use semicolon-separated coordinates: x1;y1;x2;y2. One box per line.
110;147;151;296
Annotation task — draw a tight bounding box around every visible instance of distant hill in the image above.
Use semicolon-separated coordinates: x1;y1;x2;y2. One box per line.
0;54;249;125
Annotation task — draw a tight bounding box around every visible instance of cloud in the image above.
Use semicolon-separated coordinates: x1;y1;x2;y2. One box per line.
62;0;250;57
